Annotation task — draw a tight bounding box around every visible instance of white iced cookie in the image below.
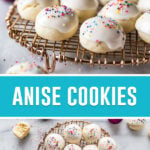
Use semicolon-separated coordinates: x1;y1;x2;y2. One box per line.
99;0;138;5
13;122;30;139
80;16;126;53
64;124;82;144
64;144;82;150
60;0;99;22
83;124;101;144
136;10;150;43
17;0;59;22
99;0;140;33
44;133;65;150
98;137;117;150
83;145;98;150
35;5;79;41
127;119;146;131
6;62;44;74
137;0;150;12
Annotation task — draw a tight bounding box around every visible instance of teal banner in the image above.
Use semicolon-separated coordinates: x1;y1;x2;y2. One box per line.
0;76;149;117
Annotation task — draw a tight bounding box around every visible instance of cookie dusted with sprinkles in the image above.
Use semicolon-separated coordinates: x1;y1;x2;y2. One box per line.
6;62;44;74
83;145;98;150
80;16;126;53
98;0;140;33
44;133;65;150
64;124;82;144
61;0;99;22
136;10;150;44
17;0;59;22
98;137;117;150
35;5;79;41
83;124;101;144
127;119;146;131
64;144;82;150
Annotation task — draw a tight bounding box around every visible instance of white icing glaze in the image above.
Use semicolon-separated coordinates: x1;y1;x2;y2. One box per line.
98;137;117;150
80;16;126;50
83;124;101;143
83;145;98;150
99;0;140;20
127;119;146;126
45;133;65;150
137;0;150;12
18;0;59;10
61;0;99;10
64;144;81;150
36;5;79;33
136;10;150;34
64;124;82;144
6;62;43;74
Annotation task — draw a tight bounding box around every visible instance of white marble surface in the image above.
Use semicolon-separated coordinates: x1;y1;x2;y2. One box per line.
0;0;150;74
0;119;150;150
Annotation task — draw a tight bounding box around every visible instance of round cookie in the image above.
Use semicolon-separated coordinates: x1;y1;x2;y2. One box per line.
6;62;44;74
64;144;82;150
83;124;101;144
99;0;138;6
98;0;141;33
60;0;99;22
80;16;126;53
136;10;150;43
44;133;65;150
98;137;117;150
137;0;150;12
17;0;59;22
35;5;79;41
83;145;98;150
127;119;146;131
64;124;82;144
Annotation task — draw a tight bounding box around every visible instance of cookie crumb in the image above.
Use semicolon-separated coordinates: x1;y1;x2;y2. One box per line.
13;122;30;139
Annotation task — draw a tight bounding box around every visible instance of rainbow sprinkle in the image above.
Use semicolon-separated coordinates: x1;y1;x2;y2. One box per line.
43;5;74;19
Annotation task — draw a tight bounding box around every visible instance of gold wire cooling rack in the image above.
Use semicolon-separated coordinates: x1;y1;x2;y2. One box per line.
38;120;110;150
6;1;150;72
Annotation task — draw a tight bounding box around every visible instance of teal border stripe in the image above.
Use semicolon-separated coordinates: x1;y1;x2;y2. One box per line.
0;76;149;117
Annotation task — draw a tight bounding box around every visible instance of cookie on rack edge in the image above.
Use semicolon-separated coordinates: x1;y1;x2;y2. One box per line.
35;5;79;41
17;0;59;22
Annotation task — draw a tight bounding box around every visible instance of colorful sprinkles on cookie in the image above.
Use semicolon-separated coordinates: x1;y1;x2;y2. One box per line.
88;128;99;139
146;10;150;14
47;136;59;149
128;119;146;125
99;138;116;150
66;125;81;137
106;0;134;14
6;62;43;74
65;144;81;150
83;124;100;142
44;5;74;19
81;16;125;43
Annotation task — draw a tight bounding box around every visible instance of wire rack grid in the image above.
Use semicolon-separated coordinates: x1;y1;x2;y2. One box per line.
38;120;110;150
5;1;150;72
